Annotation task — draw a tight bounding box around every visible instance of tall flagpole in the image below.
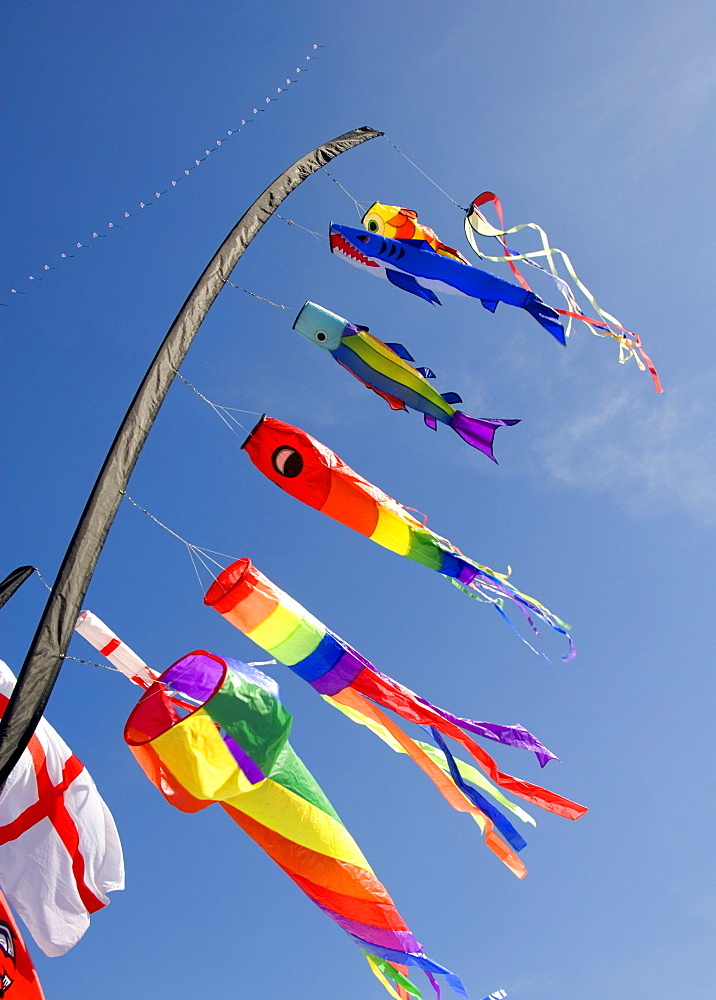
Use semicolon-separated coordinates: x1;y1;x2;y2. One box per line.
0;126;382;787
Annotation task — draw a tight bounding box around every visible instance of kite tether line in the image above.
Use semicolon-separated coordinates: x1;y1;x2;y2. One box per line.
0;125;383;789
119;490;232;591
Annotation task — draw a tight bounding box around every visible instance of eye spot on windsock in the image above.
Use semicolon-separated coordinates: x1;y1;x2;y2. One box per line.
271;446;304;478
356;234;370;243
315;330;327;343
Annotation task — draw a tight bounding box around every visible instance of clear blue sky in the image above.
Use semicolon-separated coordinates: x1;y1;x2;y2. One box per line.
2;2;715;997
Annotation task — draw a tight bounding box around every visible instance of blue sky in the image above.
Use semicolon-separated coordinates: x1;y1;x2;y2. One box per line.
2;1;715;997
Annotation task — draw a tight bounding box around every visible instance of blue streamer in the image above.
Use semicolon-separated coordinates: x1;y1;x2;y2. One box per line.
429;729;527;853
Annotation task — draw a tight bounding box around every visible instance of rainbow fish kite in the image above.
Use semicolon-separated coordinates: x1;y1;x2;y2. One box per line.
125;650;471;1000
293;301;519;462
329;221;565;344
241;415;574;659
464;191;662;391
205;558;587;879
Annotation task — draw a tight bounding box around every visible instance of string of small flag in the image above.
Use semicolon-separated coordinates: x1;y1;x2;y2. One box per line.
3;44;323;304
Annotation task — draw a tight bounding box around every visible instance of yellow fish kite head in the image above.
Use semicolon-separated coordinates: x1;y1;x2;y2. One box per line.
362;202;421;239
361;202;470;264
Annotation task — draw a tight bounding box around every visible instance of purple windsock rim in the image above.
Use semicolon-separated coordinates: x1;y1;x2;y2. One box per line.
159;653;268;783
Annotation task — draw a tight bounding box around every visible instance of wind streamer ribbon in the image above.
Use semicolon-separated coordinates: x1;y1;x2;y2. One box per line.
464;192;662;391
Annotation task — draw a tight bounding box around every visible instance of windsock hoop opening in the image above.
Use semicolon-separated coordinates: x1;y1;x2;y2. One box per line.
204;558;255;613
240;414;267;451
125;650;228;746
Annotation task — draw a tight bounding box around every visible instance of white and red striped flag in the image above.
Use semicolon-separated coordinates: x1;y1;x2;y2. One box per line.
0;660;124;956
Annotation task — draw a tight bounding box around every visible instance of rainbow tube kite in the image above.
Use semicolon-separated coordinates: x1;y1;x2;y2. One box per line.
125;651;470;1000
204;559;587;878
241;415;575;660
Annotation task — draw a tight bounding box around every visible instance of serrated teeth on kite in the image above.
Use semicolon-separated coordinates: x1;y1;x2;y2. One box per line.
329;231;378;267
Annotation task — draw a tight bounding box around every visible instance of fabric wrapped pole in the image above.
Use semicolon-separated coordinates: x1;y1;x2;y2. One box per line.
241;415;575;660
204;559;587;875
0;126;383;789
0;567;36;611
125;651;469;1000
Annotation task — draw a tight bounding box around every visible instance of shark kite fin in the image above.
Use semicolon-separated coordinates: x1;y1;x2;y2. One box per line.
386;269;441;305
397;238;439;253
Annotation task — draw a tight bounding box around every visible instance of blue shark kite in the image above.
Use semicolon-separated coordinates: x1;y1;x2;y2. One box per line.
293;300;519;461
329;223;566;344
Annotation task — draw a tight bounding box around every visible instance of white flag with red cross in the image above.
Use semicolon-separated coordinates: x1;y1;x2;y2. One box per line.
0;660;124;956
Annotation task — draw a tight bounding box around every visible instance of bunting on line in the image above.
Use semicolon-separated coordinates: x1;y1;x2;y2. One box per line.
3;45;323;303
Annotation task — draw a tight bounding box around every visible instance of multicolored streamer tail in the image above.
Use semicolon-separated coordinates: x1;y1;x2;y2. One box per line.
204;559;587;876
464;192;662;392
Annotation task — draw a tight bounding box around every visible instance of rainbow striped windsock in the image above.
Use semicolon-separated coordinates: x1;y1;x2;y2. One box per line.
204;559;587;878
125;651;469;1000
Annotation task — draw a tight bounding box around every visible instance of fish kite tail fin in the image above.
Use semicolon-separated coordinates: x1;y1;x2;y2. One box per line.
449;412;521;462
523;292;566;344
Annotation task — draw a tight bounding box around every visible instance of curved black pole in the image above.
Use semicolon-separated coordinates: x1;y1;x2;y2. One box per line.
0;567;36;610
0;125;383;786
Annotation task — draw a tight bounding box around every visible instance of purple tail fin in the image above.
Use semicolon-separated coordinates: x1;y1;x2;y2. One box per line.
450;412;520;462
